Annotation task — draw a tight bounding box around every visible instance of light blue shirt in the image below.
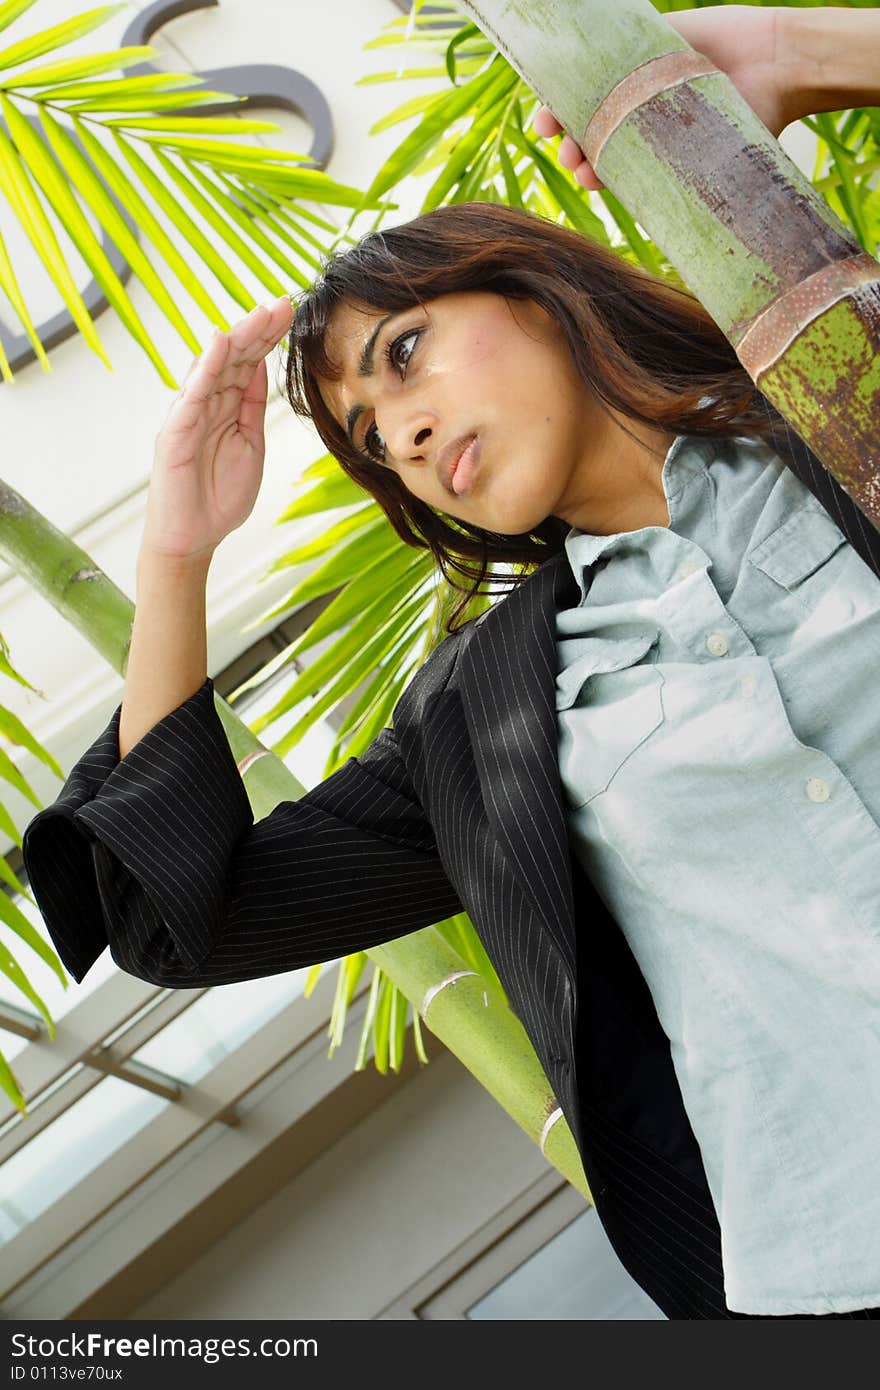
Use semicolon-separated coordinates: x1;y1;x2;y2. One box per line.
554;433;880;1316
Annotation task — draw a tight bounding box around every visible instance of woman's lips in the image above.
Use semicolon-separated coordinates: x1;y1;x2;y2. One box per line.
452;435;480;496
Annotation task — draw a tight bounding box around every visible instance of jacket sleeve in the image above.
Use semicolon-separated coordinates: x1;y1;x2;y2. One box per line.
21;675;463;989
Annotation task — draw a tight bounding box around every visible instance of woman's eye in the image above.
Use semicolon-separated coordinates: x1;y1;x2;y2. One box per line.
387;328;421;376
360;328;422;464
364;422;386;463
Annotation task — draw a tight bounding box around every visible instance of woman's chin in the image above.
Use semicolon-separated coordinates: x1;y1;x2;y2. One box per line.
442;489;550;536
495;505;554;536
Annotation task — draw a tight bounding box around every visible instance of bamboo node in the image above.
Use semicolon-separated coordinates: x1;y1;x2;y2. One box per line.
732;252;880;380
581;51;721;171
421;970;478;1020
540;1106;563;1155
0;482;26;515
237;748;272;778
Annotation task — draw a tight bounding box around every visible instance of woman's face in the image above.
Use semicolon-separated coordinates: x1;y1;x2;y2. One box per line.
317;290;600;535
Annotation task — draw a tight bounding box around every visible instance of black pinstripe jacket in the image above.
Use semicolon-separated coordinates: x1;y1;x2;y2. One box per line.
21;432;880;1320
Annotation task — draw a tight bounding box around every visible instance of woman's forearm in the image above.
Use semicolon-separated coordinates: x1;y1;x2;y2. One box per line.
784;5;880;119
118;545;213;760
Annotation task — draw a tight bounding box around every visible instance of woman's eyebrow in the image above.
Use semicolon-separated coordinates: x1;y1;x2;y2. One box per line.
357;313;397;378
343;311;400;448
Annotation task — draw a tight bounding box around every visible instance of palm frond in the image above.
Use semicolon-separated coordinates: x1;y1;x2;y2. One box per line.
0;6;386;382
0;636;84;1108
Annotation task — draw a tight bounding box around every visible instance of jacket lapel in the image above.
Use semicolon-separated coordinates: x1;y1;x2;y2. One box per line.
458;550;581;984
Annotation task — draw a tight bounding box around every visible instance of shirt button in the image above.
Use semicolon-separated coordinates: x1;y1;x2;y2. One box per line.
805;777;831;803
706;632;728;657
740;675;757;697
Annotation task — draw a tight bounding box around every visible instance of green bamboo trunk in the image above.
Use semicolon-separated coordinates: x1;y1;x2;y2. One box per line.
460;0;880;525
0;485;590;1200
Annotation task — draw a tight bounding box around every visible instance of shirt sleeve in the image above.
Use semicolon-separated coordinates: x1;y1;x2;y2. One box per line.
21;675;463;989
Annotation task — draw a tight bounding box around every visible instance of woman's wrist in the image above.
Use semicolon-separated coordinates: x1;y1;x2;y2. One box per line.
137;540;214;581
782;5;880;122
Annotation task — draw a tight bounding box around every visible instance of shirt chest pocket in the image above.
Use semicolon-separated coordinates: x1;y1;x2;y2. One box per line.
556;631;665;809
746;504;849;604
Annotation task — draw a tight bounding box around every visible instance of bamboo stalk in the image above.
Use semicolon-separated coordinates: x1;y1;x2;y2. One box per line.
0;482;591;1201
459;0;880;526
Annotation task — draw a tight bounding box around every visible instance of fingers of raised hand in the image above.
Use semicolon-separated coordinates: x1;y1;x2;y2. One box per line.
177;295;293;404
532;105;562;138
558;135;603;190
531;104;605;191
226;294;293;356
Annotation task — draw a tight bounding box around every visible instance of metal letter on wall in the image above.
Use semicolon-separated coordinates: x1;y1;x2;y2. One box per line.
0;0;335;377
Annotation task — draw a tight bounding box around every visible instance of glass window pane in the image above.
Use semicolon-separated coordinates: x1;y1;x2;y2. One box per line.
0;1074;166;1245
130;966;322;1085
466;1207;667;1320
0;891;118;1064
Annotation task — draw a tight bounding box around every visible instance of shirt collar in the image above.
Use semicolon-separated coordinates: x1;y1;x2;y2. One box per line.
561;434;711;600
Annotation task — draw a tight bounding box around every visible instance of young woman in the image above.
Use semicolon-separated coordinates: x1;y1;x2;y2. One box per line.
22;4;880;1320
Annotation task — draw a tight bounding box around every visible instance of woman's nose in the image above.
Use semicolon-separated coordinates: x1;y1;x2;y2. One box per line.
379;407;435;462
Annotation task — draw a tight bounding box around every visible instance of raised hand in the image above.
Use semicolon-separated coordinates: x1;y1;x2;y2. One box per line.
142;294;295;563
532;5;787;191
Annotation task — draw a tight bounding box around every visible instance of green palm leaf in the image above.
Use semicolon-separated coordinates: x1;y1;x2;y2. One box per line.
361;52;504;201
0;7;384;381
38;104;200;361
182;158;313;290
3;95;177;382
358;61;484;87
62;93;258;115
263;548;428;662
329;645;417;752
0;628;110;1107
0;44;156;85
0;0;41;36
331;655;418;763
210;175;325;269
354;963;384;1070
72;116;229;328
421;63;520;209
273;466;374;521
0;213;46;376
272;589;419;727
368;89;450;136
276;607;429;756
0;3;125;70
21;71;215;100
276;505;377;566
0;935;57;1065
111;129;255;311
98;126;306;156
0;115;110;366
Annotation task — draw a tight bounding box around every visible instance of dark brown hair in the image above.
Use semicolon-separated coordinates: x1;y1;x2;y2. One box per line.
284;201;788;633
